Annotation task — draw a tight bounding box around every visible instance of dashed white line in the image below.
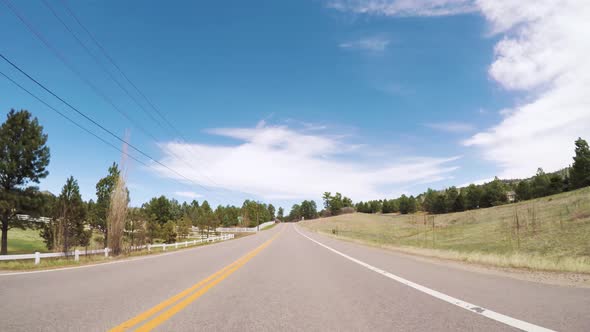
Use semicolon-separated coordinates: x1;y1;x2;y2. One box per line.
294;225;555;332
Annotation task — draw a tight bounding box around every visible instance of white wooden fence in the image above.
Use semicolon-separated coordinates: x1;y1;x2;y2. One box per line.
0;234;234;265
147;234;234;252
216;221;276;233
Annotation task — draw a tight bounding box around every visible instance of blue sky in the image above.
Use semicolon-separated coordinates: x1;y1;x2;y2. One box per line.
1;0;588;210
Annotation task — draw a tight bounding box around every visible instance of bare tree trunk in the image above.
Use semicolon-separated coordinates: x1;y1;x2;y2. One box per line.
64;224;69;257
1;215;8;255
103;228;108;248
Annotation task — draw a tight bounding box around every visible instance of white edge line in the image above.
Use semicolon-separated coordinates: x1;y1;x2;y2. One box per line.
0;237;236;277
294;225;555;332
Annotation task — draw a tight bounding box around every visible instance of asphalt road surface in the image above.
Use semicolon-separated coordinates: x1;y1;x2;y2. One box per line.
1;223;589;331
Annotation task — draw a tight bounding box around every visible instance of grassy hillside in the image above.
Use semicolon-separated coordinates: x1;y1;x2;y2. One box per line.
301;187;590;273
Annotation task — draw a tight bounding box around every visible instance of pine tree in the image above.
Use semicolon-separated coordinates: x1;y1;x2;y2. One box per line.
0;110;50;254
45;176;86;253
570;138;590;189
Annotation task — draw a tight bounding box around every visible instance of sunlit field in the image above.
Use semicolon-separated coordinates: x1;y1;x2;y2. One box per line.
302;187;590;273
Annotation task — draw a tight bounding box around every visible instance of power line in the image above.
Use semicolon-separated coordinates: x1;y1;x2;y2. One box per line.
2;0;159;143
0;53;226;200
3;0;231;201
41;0;173;137
0;70;148;167
59;0;184;138
0;69;236;204
57;0;227;190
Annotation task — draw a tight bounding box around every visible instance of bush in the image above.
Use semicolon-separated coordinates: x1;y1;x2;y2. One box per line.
340;207;355;215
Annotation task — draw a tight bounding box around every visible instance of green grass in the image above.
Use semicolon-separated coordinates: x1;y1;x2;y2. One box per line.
0;236;224;271
5;228;48;254
301;187;590;273
261;223;277;231
0;231;243;270
0;255;111;270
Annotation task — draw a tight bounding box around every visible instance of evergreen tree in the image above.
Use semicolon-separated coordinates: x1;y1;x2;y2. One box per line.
453;192;465;212
445;187;459;212
531;168;550;198
570;137;590;189
548;173;564;195
43;176;86;253
398;195;410;214
480;177;507;207
464;184;482;210
515;181;531;201
0;110;50;254
267;204;276;220
407;196;417;214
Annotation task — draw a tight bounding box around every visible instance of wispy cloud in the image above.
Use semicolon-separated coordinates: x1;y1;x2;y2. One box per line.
173;191;203;199
458;177;494;188
339;36;390;52
329;0;590;179
327;0;477;17
152;123;459;201
424;122;475;133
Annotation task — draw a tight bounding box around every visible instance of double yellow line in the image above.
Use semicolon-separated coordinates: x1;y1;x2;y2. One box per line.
109;230;282;332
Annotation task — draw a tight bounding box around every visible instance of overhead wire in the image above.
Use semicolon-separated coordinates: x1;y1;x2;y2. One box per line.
41;0;173;136
2;0;235;202
59;0;183;138
2;0;160;143
56;0;229;191
0;69;148;168
0;52;229;201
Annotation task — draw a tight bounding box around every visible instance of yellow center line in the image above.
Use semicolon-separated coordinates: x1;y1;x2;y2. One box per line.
108;228;282;332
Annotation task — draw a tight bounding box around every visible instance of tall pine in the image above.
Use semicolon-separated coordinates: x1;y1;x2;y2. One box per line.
570;138;590;189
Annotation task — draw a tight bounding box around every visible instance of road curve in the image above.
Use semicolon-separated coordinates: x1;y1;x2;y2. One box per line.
1;223;588;331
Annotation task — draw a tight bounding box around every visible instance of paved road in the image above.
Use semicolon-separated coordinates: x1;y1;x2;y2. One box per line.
1;223;589;331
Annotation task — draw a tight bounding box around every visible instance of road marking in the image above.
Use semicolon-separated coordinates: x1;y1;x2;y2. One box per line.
294;225;555;332
109;229;281;332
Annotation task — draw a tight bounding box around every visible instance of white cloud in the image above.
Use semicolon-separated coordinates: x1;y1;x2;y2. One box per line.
458;177;493;188
464;0;590;178
173;191;203;199
151;124;459;201
328;0;477;17
424;122;475;133
339;36;390;52
329;0;590;179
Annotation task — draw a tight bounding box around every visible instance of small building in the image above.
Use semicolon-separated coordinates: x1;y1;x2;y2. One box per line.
506;191;516;203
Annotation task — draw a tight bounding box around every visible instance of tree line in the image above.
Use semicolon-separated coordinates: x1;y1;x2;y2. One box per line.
354;137;590;216
0;110;278;255
283;192;354;222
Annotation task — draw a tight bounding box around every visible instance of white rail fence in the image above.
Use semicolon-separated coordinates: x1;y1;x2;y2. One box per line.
216;221;276;233
0;234;234;265
147;234;234;252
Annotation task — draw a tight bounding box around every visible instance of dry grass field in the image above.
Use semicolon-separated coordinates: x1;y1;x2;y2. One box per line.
301;187;590;273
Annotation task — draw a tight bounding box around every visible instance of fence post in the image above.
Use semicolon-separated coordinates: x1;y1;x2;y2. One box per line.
193;240;196;245
147;244;151;252
185;241;188;247
34;252;40;265
163;244;167;251
74;250;80;262
104;248;109;257
175;242;178;249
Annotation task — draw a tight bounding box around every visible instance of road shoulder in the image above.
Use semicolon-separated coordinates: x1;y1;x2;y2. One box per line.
299;225;590;288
